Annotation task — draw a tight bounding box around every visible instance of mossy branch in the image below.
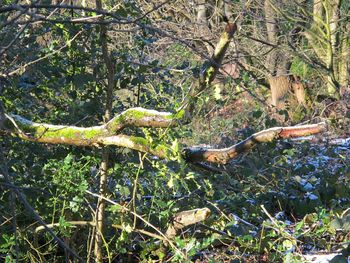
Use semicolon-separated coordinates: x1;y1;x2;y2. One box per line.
184;22;237;118
99;135;170;158
2;107;179;145
1;111;327;163
105;107;180;132
199;23;237;89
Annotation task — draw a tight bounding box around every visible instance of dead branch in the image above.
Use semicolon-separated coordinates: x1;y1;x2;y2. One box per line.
165;208;211;239
183;122;327;164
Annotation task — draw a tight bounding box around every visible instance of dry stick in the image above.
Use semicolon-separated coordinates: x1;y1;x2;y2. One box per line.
35;220;166;241
131;153;146;229
84;197;97;263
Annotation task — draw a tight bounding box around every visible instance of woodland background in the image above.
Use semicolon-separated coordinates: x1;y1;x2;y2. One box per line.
0;0;350;262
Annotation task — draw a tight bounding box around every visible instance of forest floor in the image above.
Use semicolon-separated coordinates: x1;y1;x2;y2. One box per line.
185;93;350;262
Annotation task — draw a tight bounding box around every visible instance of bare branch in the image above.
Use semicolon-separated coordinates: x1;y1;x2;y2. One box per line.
183;122;327;164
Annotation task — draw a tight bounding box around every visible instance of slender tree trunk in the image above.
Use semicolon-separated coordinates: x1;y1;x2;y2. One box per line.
327;0;340;97
264;0;278;75
264;0;293;107
308;0;340;98
94;151;109;262
330;0;340;75
196;0;212;54
94;0;115;262
339;22;350;88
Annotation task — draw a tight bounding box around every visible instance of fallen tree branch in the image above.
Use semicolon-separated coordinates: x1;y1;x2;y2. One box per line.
183;122;327;164
1;110;327;163
99;134;170;158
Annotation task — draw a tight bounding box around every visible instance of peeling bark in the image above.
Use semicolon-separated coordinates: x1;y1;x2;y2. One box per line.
183;122;327;164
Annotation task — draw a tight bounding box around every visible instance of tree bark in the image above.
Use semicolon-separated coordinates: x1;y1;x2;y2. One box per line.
183;122;327;164
306;0;341;98
94;0;115;261
264;0;278;75
339;22;350;88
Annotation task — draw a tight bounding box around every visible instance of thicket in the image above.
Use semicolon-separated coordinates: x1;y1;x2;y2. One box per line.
0;1;349;262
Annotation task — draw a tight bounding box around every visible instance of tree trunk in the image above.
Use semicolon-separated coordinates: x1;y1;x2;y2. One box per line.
327;0;341;97
196;0;213;54
307;0;340;98
264;0;278;75
338;23;350;88
94;0;115;262
264;1;292;107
